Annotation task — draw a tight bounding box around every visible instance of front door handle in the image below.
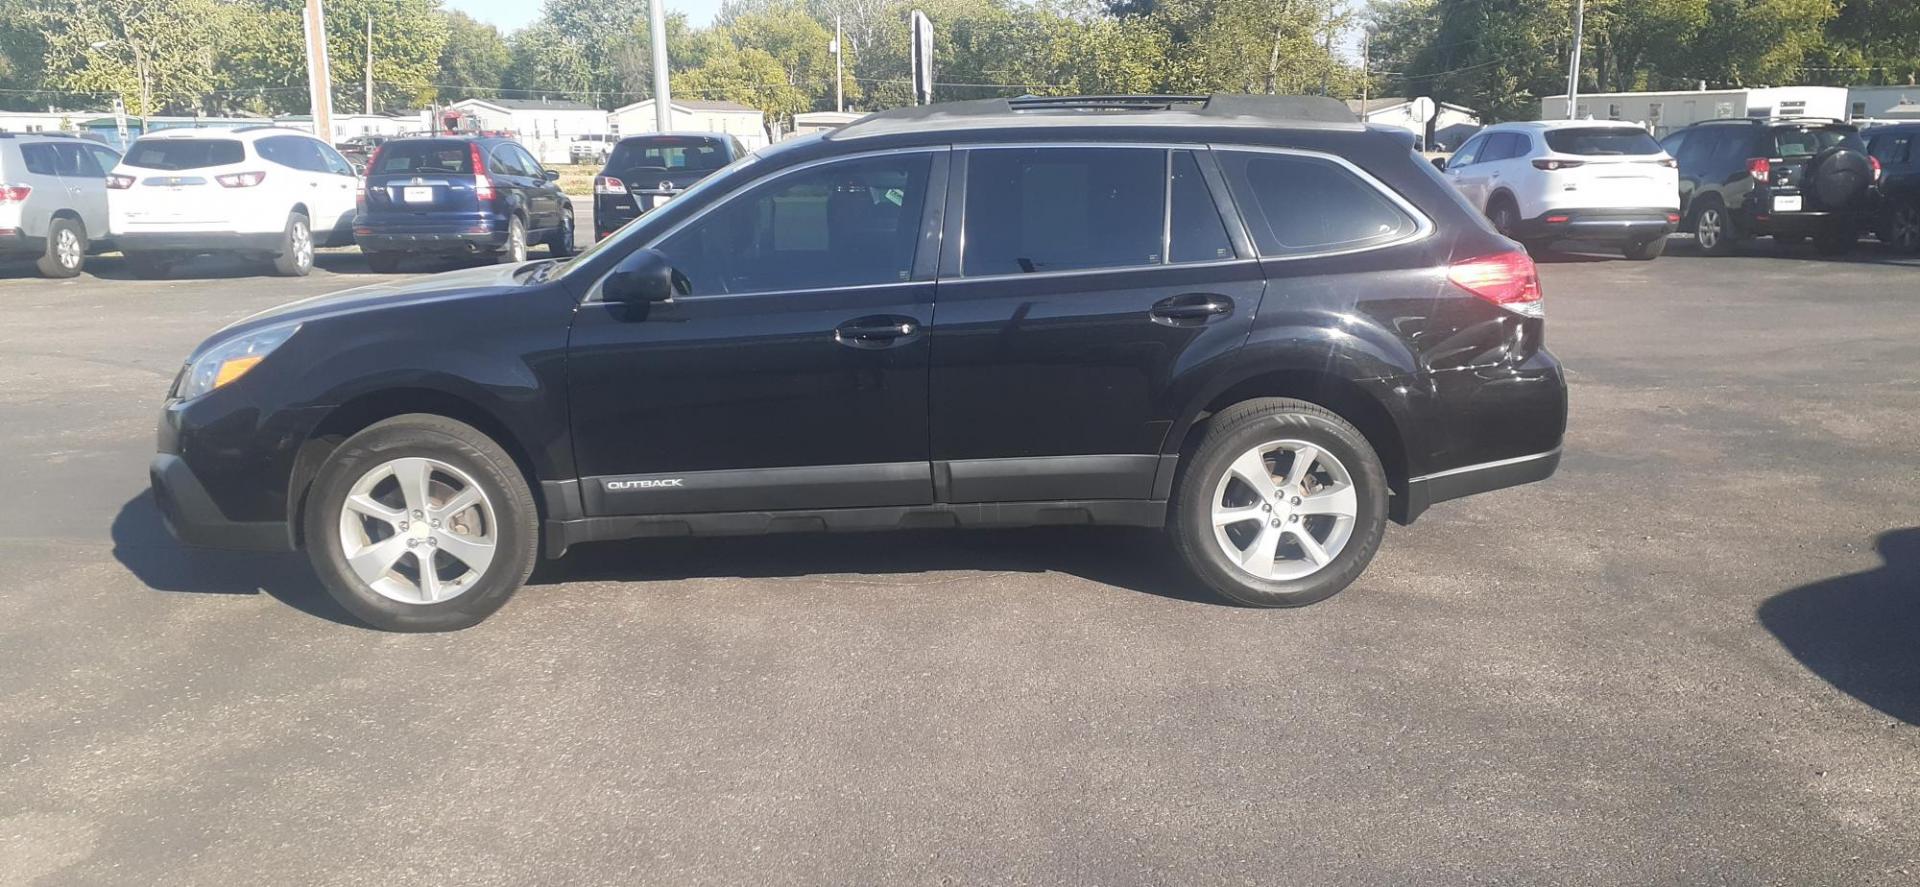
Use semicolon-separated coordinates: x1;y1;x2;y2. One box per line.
834;315;920;349
1150;294;1233;326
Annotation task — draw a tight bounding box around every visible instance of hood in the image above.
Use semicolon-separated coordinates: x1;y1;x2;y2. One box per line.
212;262;536;342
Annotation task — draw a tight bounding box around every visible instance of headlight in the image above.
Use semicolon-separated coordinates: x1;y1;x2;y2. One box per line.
176;323;299;400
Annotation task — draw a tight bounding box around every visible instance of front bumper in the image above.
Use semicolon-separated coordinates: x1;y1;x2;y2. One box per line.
149;453;294;551
115;230;285;253
1516;208;1678;243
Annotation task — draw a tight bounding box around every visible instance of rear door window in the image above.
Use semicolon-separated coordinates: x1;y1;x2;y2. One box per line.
122;138;245;171
1216;150;1420;256
53;143;105;176
1545;128;1663;156
962;146;1166;276
372;141;474;175
20;143;59;175
508;144;545;177
487;145;527;177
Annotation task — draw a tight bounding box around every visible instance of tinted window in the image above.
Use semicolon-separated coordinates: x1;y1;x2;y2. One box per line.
1658;131;1688;158
1870;133;1913;164
607;137;731;173
373;140;474;175
19;143;58;175
122;138;244;171
655;152;930;296
487;145;526;177
510;145;545;177
1772;127;1863;157
317;143;356;176
1676;128;1719;168
1448;135;1484;167
1484;132;1528;162
257;135;324;172
1169;150;1233;263
1545;127;1663;155
53;143;103;176
1218;151;1419;256
1712;129;1757;166
963;147;1164;276
86;145;122;176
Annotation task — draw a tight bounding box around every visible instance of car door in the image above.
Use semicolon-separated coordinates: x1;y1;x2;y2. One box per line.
1660;130;1693;213
487;143;544;230
565;148;947;515
310;139;360;243
512;144;564;230
1446;133;1491;209
926;145;1262;502
1475;132;1521;204
52;142;113;242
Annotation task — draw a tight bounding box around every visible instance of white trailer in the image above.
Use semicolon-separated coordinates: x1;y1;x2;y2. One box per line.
1540;87;1850;136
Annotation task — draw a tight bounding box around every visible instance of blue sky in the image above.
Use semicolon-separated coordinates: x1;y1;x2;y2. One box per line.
445;0;726;32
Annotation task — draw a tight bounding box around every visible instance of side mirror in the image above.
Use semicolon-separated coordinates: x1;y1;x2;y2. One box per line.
542;169;561;182
1432;156;1450;171
602;248;686;303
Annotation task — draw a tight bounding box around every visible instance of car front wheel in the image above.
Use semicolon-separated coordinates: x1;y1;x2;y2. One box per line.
1170;398;1388;608
304;415;539;631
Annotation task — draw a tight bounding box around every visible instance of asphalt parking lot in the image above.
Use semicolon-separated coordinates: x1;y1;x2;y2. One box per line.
2;222;1916;885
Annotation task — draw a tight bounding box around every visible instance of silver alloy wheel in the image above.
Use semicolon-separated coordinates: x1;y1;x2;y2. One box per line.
55;227;82;270
1892;204;1920;251
337;456;497;605
1696;208;1722;250
1210;439;1359;581
507;219;527;263
290;219;312;270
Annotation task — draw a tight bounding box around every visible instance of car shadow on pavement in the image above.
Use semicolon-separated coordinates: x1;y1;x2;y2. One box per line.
81;251;386;281
541;526;1233;607
1758;528;1920;726
110;491;363;627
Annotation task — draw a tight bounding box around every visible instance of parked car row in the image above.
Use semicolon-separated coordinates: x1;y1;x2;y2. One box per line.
1439;116;1920;260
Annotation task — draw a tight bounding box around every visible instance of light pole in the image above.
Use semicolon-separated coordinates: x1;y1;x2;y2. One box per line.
649;0;671;133
89;38;151;118
1566;0;1585;119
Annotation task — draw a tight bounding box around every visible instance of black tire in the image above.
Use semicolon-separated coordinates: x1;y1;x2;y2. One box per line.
1691;199;1739;256
1169;397;1389;608
547;206;576;257
1813;224;1856;256
270;212;313;277
37;217;86;278
1623;235;1667;261
123;251;173;279
364;251;402;274
495;215;527;264
1882;201;1920;254
1486;196;1520;239
304;414;539;632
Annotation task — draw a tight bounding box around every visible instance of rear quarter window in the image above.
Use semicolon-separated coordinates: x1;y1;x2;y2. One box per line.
122;139;245;171
1545;128;1663;156
1217;150;1420;256
19;143;59;176
1772;128;1862;157
373;141;474;175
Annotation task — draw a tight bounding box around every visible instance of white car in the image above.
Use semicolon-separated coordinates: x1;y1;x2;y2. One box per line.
107;127;360;277
1441;120;1682;260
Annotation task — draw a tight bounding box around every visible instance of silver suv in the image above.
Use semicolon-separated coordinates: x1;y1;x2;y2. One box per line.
0;133;121;277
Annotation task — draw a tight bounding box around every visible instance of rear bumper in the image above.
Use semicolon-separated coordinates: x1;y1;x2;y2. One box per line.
0;228;47;256
115;231;285;253
149;453;293;552
1396;448;1562;524
1518;208;1677;242
355;215;509;253
1738;208;1870;235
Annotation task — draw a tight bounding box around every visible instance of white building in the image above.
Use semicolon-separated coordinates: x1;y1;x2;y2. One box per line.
1847;85;1920;122
1345;97;1480;150
276;112;426;143
0;111;86;134
448;98;611;164
610;99;768;150
1540;87;1849;136
787;111;864;140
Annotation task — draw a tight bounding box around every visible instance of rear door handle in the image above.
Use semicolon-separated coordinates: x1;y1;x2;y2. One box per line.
1149;294;1233;326
834;315;920;349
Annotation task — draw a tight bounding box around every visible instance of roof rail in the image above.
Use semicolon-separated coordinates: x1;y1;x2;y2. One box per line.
1006;94;1209;113
830;93;1360;141
0;131;76;139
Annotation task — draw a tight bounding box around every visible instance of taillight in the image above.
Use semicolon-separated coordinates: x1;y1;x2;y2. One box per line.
470;143;494;202
106;174;135;190
0;184;29;203
1869;155;1882;181
1747;157;1771;181
594;175;626;195
215;171;266;188
1657;157;1678;168
1531;158;1585;171
1449;252;1543;317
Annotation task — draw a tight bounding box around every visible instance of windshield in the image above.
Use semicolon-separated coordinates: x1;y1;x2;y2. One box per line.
606;137;731;173
1544;127;1663;156
121;138;244;171
1772;128;1863;158
549;149;762;282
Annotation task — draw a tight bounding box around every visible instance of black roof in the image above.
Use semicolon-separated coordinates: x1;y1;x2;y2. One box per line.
830;94;1361;141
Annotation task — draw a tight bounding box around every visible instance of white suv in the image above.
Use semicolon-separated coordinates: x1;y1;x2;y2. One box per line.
107;127;360;277
1442;120;1681;260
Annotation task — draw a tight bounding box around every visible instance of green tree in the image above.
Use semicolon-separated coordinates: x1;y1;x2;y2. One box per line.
438;11;512;102
34;0;223;115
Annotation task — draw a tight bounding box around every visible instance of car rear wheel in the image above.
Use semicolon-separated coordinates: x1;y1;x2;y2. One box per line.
1692;202;1739;256
38;218;86;278
1487;198;1519;238
547;206;576;257
304;415;538;632
270;212;313;277
1623;235;1667;261
1170;398;1388;608
496;216;527;264
1885;201;1920;254
123;251;173;279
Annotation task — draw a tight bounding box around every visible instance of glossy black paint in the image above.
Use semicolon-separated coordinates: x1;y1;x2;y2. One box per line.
152;103;1566;555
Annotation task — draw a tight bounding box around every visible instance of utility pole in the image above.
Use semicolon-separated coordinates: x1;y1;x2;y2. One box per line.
1360;30;1370;109
1566;0;1585;119
649;0;671;133
364;12;374;114
303;0;334;141
832;15;844;113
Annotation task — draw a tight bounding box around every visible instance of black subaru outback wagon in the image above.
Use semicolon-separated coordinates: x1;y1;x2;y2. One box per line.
150;95;1567;631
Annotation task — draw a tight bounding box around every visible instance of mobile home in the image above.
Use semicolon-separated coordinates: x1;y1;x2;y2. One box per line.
1540;87;1849;136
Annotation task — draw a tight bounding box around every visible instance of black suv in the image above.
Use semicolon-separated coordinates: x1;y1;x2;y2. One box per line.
591;133;748;240
354;136;574;272
1865;122;1920;253
1661;118;1880;254
149;95;1567;631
